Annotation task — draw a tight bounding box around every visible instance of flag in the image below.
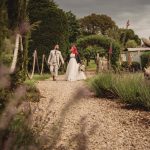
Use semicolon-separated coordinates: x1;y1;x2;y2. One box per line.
109;43;112;54
126;20;130;28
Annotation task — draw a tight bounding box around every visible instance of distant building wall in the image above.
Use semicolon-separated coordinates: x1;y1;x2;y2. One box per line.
130;51;141;63
122;48;150;64
121;53;127;62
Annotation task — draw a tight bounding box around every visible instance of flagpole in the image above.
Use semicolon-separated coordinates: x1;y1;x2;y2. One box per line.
123;20;130;46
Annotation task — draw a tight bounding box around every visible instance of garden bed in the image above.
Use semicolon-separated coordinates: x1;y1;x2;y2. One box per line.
89;73;150;110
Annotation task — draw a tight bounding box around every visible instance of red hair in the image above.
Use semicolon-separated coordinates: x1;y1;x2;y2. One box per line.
70;45;78;55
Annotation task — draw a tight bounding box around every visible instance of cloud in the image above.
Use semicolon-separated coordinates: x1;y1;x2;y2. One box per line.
55;0;150;38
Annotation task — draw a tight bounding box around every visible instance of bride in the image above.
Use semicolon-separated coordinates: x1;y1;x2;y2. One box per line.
65;44;86;81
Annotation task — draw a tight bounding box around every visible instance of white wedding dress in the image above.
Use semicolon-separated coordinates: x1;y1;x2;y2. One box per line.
65;53;86;81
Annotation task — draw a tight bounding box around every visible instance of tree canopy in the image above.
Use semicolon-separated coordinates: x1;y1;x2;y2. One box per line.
0;0;29;85
0;0;8;52
120;28;141;46
105;27;120;42
126;40;138;48
0;0;143;75
79;13;117;35
66;11;80;43
27;0;69;61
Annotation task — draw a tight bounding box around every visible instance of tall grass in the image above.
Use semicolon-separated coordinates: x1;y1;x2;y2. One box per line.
90;73;118;99
24;74;50;86
89;73;150;110
0;66;41;149
23;74;49;102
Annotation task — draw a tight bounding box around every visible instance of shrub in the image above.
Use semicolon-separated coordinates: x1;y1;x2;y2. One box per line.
0;89;10;112
8;113;39;149
121;61;128;70
0;68;41;148
0;52;13;67
126;40;138;48
89;73;150;110
130;61;141;71
24;84;41;102
89;73;118;99
121;61;141;71
23;74;51;102
114;74;150;108
141;52;150;69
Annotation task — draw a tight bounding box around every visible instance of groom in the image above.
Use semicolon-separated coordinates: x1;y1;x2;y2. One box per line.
48;44;64;81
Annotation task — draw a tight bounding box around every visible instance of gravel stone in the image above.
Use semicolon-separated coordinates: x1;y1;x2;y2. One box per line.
30;75;150;150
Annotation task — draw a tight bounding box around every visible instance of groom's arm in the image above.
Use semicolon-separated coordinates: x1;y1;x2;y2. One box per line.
48;51;52;64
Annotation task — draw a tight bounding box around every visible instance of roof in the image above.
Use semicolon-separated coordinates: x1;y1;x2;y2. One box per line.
127;47;150;52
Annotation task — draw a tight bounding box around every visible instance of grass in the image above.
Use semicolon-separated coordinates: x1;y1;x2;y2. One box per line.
86;60;97;71
89;73;150;110
23;74;50;102
32;73;50;81
89;73;118;99
9;113;39;149
0;86;40;149
24;73;50;86
23;74;50;103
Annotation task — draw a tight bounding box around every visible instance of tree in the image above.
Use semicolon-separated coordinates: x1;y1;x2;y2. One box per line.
105;27;120;41
119;29;141;46
141;52;150;69
83;46;105;66
0;0;8;54
79;13;117;35
27;0;69;68
126;40;138;48
7;0;29;85
66;11;80;43
7;0;21;29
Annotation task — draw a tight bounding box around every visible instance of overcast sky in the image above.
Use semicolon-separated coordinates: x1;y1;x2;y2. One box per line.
55;0;150;38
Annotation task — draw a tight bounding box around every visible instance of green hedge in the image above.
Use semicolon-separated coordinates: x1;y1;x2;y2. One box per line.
121;61;141;71
121;61;128;69
89;73;118;99
141;52;150;69
131;61;141;71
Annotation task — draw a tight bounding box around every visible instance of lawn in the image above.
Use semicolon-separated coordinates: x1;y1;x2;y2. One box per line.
86;59;97;71
24;74;50;85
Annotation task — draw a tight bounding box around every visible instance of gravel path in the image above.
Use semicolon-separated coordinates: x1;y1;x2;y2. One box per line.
31;75;150;150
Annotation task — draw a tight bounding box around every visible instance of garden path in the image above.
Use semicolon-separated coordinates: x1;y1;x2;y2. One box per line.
31;74;150;150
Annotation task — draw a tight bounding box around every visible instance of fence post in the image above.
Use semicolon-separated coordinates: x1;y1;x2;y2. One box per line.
40;54;45;75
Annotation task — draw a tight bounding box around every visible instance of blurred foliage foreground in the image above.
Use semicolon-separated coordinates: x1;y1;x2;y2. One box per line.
0;65;50;149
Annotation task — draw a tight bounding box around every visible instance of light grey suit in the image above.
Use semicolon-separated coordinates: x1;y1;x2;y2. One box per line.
48;49;64;77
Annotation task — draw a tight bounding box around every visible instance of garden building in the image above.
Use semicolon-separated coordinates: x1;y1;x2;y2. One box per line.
121;47;150;67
